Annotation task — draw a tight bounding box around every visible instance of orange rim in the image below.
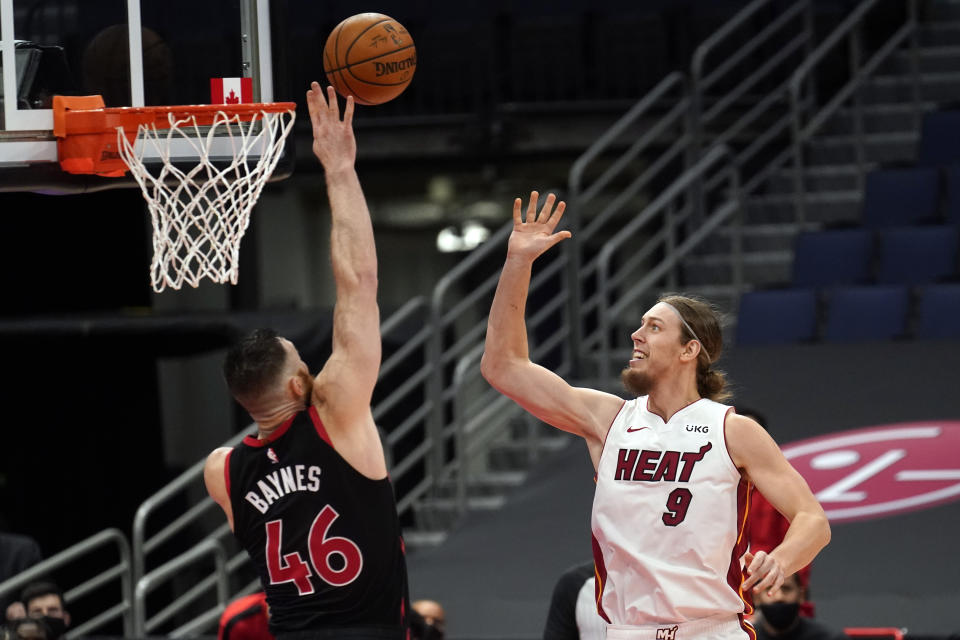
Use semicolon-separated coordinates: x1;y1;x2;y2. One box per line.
54;95;296;136
53;95;296;177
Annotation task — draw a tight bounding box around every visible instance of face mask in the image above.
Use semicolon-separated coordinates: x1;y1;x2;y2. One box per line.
39;616;67;639
759;602;800;631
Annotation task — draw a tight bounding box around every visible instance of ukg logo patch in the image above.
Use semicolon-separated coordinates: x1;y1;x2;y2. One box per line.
782;422;960;522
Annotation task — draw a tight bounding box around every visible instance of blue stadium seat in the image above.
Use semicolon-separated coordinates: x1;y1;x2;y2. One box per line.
876;226;959;285
946;164;960;226
917;110;960;167
792;229;874;287
861;167;941;228
735;289;818;345
823;285;909;342
915;283;960;339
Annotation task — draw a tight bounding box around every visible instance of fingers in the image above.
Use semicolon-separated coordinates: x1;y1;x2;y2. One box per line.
539;193;556;223
513;198;523;226
343;95;355;127
306;82;355;128
306;81;323;125
518;191;567;227
547;198;566;226
526;191;540;223
545;229;572;250
326;85;339;118
741;550;765;591
741;551;784;596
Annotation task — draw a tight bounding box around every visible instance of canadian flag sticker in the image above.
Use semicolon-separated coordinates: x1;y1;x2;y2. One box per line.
211;77;253;105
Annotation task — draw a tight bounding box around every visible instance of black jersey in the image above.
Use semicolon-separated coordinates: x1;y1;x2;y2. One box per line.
227;407;409;635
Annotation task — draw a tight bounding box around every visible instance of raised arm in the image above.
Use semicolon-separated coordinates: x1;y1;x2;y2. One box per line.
726;413;831;596
480;192;623;456
305;83;385;477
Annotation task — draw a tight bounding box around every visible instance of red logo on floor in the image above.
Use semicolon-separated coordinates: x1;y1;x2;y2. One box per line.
782;421;960;522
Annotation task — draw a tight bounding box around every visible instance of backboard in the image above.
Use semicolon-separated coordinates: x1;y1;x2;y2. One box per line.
0;0;280;192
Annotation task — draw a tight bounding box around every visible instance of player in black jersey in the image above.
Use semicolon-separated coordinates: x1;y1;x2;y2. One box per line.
204;83;409;640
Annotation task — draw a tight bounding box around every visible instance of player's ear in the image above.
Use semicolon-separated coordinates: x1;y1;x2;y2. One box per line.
680;340;701;362
288;375;304;399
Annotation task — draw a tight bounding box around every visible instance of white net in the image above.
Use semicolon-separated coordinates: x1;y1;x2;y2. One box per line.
117;107;296;292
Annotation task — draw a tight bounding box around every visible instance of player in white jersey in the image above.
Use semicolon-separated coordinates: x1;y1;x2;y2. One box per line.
481;192;831;640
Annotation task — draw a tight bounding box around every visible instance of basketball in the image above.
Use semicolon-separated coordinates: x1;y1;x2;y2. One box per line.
323;13;416;106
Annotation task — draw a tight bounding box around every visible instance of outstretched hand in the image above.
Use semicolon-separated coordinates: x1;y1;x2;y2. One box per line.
306;82;356;174
507;191;572;261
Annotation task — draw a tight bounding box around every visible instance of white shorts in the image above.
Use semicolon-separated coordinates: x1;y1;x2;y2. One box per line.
605;614;755;640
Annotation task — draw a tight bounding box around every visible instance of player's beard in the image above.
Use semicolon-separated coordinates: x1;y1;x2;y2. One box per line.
621;367;653;397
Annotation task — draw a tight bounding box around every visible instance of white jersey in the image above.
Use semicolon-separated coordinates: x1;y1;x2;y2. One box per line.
591;396;752;628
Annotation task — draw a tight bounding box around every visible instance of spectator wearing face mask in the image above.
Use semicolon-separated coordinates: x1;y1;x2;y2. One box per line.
4;617;51;640
752;573;846;640
4;582;70;640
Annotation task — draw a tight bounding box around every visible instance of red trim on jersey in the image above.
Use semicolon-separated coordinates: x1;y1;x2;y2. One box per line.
307;405;334;447
644;394;704;423
739;613;758;640
727;478;754;615
243;413;297;447
223;449;233;499
591;533;612;623
595;398;628;481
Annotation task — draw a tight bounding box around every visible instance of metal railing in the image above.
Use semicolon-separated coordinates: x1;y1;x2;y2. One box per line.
790;0;920;223
0;528;132;638
131;429;251;636
691;0;815;197
422;211;573;517
133;538;229;638
567;71;690;377
593;145;743;379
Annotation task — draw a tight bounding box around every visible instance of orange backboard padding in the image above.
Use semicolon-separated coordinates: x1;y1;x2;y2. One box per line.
51;95;297;177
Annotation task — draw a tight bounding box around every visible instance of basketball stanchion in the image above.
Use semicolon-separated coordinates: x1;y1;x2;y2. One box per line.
53;95;296;292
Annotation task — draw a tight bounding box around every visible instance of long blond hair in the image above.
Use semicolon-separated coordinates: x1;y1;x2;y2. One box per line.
658;293;731;402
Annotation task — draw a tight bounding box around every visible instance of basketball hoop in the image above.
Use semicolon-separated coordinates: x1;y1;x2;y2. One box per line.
53;95;296;292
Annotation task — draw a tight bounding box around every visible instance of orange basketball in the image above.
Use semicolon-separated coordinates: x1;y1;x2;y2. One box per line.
323;13;416;106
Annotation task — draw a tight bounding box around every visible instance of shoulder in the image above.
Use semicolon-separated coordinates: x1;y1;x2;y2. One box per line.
204;447;233;495
205;446;233;470
722;411;793;472
724;411;764;436
724;412;772;455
